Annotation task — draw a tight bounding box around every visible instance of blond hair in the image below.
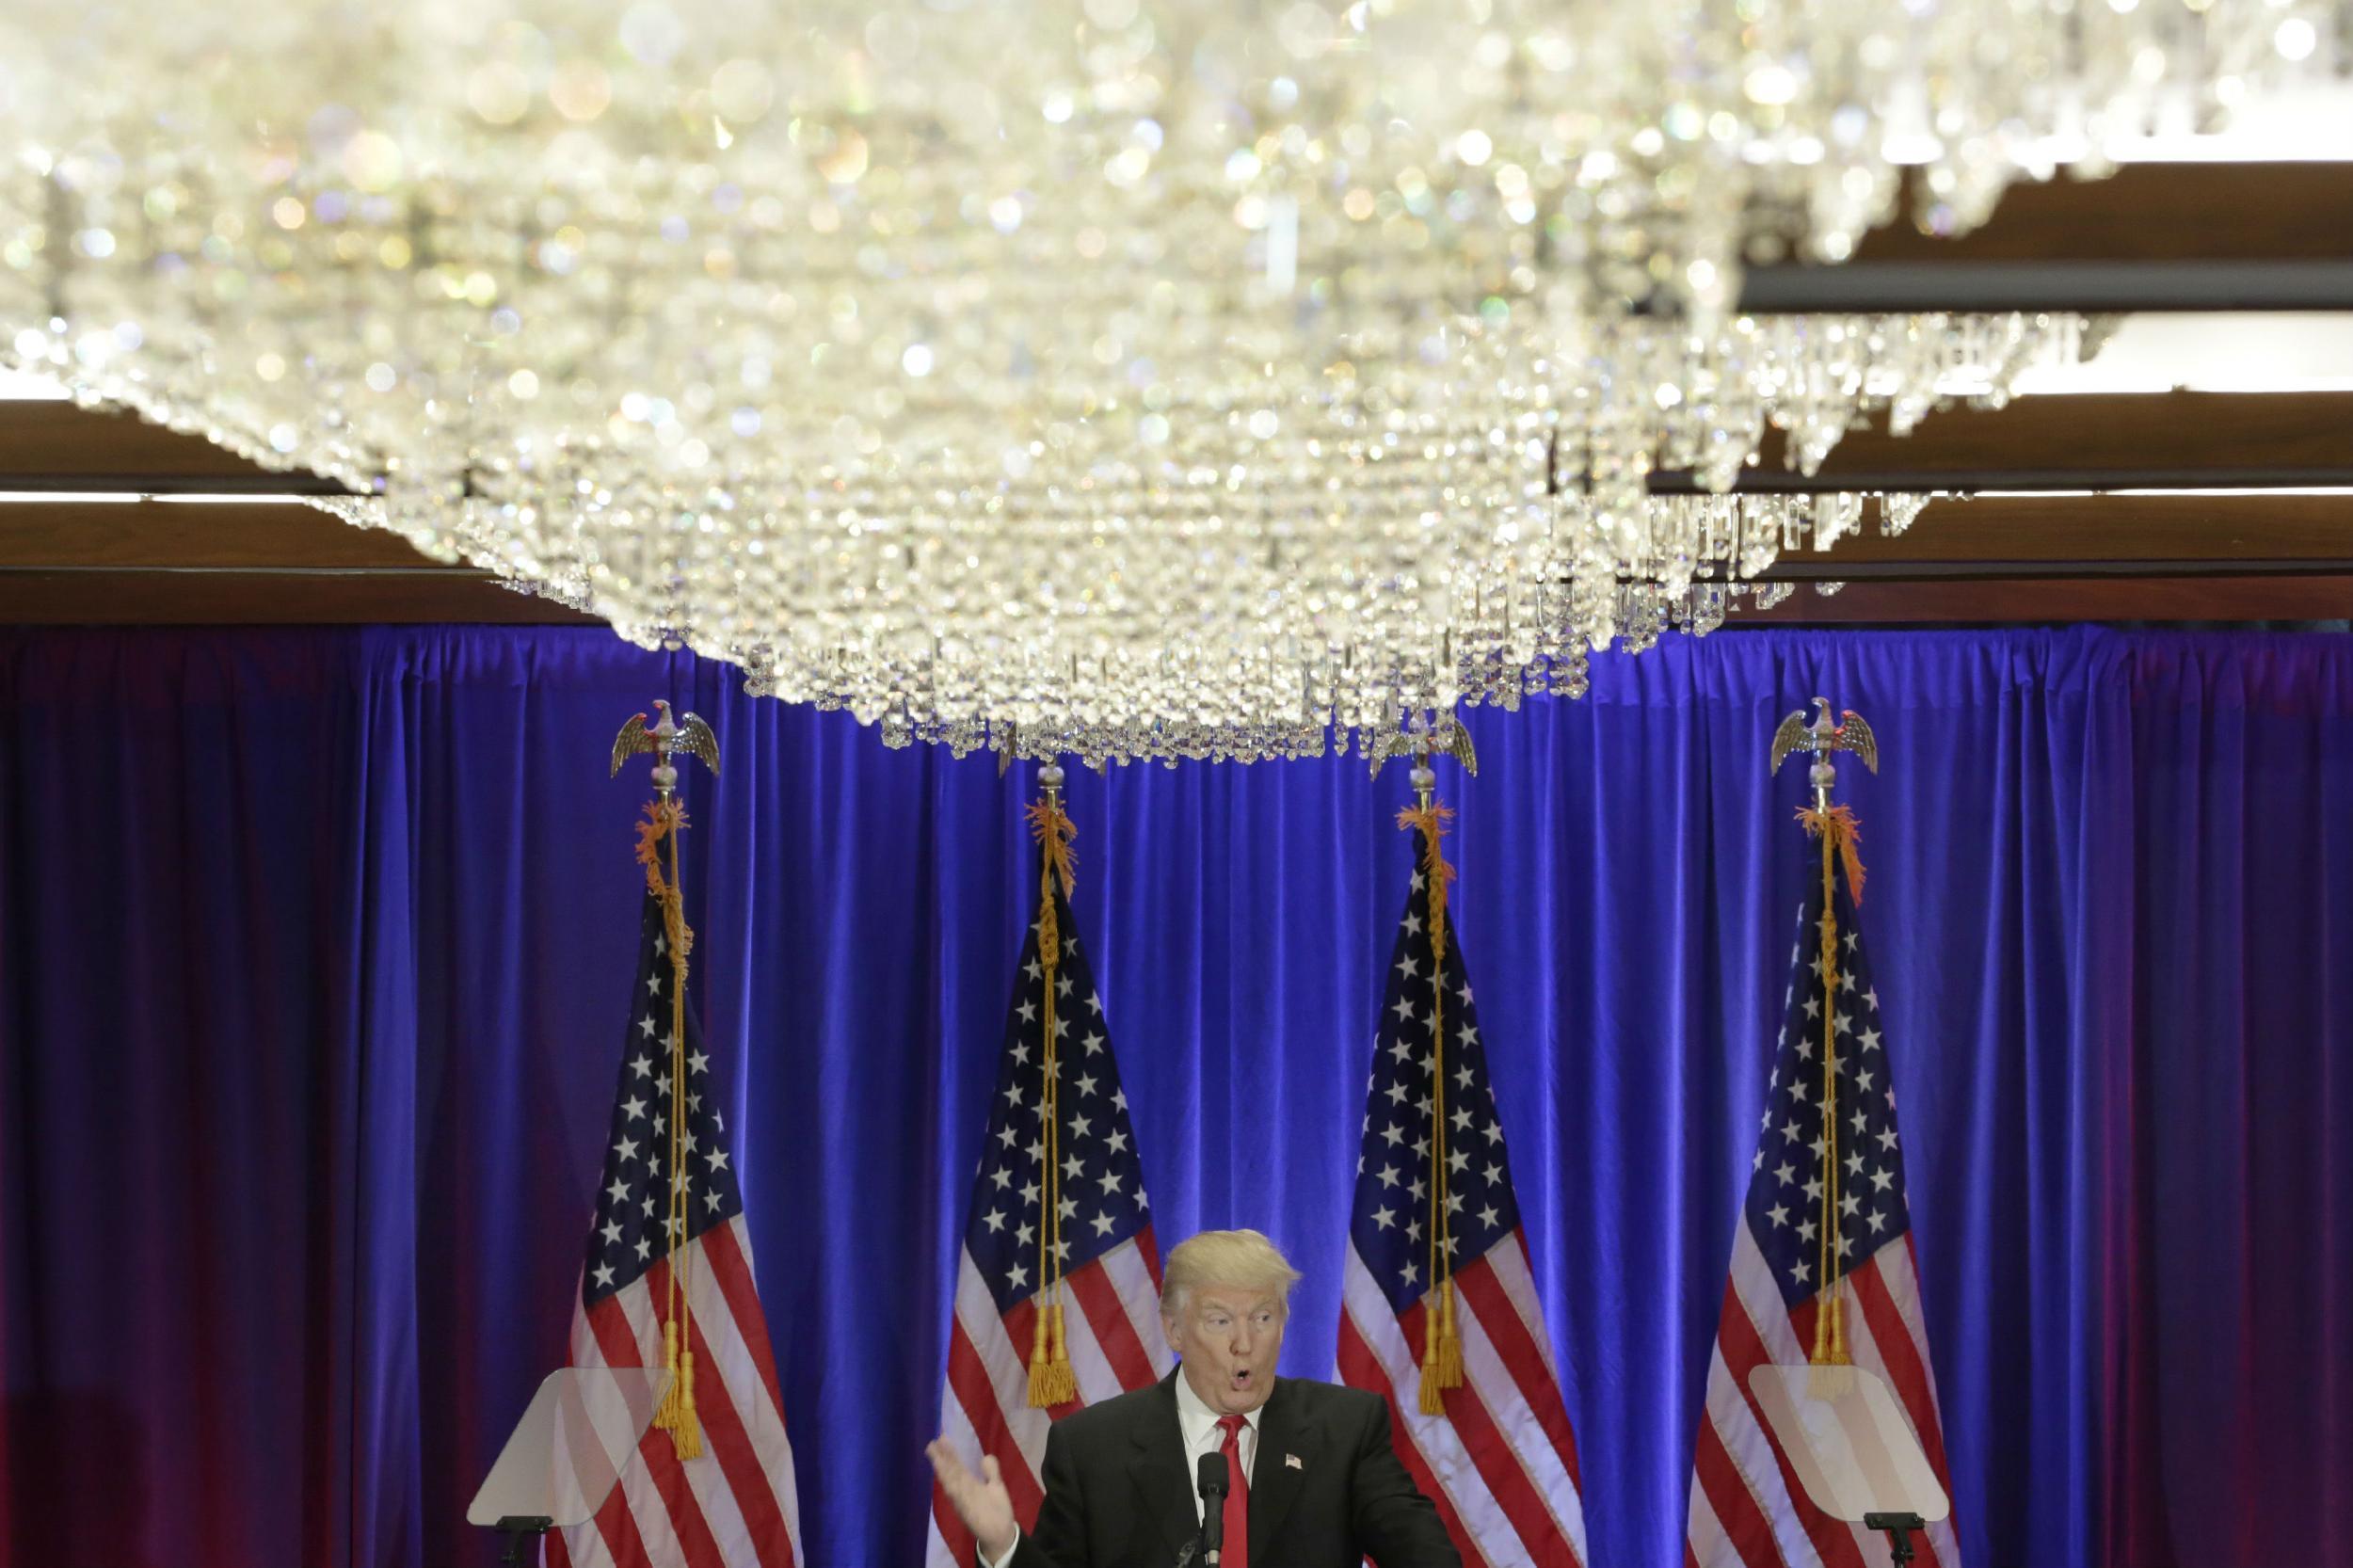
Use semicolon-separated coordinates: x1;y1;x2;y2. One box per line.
1160;1229;1304;1319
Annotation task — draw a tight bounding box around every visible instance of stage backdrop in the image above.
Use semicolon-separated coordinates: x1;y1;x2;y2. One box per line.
1;625;2347;1568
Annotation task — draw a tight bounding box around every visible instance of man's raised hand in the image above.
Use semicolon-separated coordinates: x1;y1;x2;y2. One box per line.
925;1438;1017;1562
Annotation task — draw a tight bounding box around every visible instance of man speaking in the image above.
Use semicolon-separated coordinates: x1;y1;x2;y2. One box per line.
928;1230;1460;1568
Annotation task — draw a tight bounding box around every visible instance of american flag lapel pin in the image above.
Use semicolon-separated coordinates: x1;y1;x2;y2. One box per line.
1285;1453;1303;1470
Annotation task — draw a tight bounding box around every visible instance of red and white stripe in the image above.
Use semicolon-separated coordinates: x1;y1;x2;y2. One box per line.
1684;1225;1960;1568
924;1232;1174;1568
1337;1231;1588;1568
548;1216;803;1568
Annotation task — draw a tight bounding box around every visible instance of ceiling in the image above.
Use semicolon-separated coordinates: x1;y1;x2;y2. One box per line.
3;160;2350;631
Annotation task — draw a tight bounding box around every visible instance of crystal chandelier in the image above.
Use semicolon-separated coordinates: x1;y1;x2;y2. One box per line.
0;3;2327;760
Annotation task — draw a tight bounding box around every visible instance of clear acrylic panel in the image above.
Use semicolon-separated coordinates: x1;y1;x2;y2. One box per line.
468;1368;671;1528
1747;1364;1950;1525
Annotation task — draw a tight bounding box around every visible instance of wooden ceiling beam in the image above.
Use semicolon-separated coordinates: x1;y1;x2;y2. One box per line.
1813;392;2353;478
1853;163;2353;265
1739;163;2353;312
1731;576;2353;625
0;568;596;624
1772;493;2353;567
1647;392;2353;493
10;491;2348;571
1738;259;2353;314
4;478;2352;625
0;404;344;490
0;500;431;568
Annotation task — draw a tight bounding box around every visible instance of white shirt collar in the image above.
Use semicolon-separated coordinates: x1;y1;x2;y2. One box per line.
1172;1366;1262;1451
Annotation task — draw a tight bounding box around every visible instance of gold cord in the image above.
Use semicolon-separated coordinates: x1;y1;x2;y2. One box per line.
1398;799;1464;1412
636;801;704;1456
1025;798;1080;1407
1798;804;1865;1368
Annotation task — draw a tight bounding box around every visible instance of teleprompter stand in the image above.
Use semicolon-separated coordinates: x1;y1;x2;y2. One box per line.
488;1516;555;1567
1863;1512;1929;1568
1748;1364;1949;1568
469;1368;671;1563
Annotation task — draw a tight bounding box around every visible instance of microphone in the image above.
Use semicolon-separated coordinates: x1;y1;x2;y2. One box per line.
1195;1452;1230;1565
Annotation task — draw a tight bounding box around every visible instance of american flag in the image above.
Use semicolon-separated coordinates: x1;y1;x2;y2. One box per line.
1337;831;1589;1568
1684;852;1961;1568
550;872;803;1568
925;855;1172;1568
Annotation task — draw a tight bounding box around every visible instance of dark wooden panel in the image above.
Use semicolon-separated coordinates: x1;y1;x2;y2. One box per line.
1732;575;2353;624
1783;493;2353;565
1852;163;2353;264
0;502;437;568
6;491;2352;623
1767;557;2353;582
0;569;599;624
1822;392;2353;476
0;403;328;487
14;493;2340;572
1657;392;2353;493
1737;259;2353;313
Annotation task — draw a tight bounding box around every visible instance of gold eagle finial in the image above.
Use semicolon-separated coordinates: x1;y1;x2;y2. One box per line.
1770;696;1877;806
611;699;721;798
1369;710;1480;781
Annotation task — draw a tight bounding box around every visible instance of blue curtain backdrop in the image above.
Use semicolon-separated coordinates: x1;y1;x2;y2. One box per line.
0;624;2347;1568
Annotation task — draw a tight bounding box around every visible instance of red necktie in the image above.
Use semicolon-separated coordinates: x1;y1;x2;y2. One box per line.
1215;1413;1250;1568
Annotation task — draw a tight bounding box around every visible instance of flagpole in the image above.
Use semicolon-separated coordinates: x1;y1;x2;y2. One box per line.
610;699;721;1458
1023;758;1080;1407
1373;711;1479;1411
1410;756;1463;1411
1340;706;1592;1567
1769;697;1879;1370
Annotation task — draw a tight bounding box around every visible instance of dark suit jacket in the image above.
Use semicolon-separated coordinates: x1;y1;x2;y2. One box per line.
1005;1372;1460;1568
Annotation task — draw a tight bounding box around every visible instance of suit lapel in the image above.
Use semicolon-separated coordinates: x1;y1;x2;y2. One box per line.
1129;1374;1197;1566
1246;1380;1317;1562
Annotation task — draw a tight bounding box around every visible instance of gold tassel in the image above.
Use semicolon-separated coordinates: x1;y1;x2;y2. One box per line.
1417;1336;1446;1415
1027;1303;1057;1407
1418;1282;1465;1413
669;1347;704;1460
1027;1302;1078;1407
653;1318;682;1431
1434;1280;1465;1388
1049;1303;1080;1404
1807;1287;1857;1399
1030;1303;1078;1407
1806;1360;1859;1400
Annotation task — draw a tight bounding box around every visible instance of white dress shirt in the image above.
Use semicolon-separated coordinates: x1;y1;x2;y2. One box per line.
980;1371;1260;1568
1173;1368;1260;1517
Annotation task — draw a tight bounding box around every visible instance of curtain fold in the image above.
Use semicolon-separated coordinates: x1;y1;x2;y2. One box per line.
1;624;2345;1568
